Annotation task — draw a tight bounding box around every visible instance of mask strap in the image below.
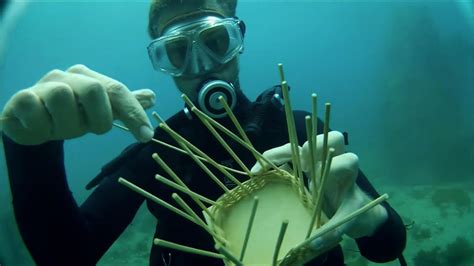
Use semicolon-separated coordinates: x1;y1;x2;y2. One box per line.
234;16;246;37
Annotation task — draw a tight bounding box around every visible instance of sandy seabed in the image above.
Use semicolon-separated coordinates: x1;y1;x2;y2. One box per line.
96;181;474;266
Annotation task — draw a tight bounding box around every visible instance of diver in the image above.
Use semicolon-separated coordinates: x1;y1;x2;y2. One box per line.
1;0;406;265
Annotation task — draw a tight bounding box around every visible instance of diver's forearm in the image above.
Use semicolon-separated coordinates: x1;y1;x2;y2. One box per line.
3;134;96;265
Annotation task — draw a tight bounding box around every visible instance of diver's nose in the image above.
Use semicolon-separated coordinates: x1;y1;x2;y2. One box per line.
189;44;215;75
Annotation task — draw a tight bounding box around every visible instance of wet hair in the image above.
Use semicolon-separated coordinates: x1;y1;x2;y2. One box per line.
148;0;237;38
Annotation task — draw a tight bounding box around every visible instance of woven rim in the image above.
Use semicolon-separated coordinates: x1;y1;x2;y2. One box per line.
214;170;313;210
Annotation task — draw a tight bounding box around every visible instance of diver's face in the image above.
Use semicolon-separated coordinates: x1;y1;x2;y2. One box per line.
156;7;240;102
173;56;239;102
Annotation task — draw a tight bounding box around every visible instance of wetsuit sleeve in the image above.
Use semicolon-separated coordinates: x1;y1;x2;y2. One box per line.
2;134;146;265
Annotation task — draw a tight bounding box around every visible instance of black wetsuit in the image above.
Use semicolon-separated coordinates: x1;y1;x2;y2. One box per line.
3;86;406;266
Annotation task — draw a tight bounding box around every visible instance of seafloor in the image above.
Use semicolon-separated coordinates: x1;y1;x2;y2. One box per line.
98;181;474;266
1;180;473;266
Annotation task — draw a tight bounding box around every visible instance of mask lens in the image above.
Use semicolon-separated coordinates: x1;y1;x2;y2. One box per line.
165;36;189;69
148;17;244;77
200;24;230;58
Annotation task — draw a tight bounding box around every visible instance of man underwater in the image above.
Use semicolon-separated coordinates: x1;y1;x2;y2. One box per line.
1;0;406;265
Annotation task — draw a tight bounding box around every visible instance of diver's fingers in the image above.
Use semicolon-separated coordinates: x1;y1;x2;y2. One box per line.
326;153;359;186
109;85;154;142
250;143;296;174
132;89;156;110
36;69;114;135
67;64;154;142
324;185;387;239
307;186;388;250
309;225;344;253
338;184;388;238
1;66;154;145
319;153;359;211
308;187;360;252
301;131;346;172
2;88;53;145
70;78;113;135
251;132;346;175
31;81;87;138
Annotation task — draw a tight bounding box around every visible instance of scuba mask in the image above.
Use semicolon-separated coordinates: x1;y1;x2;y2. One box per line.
148;15;245;78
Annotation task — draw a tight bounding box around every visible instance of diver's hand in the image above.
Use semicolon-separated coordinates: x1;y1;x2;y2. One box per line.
250;131;388;240
309;184;388;251
1;64;155;145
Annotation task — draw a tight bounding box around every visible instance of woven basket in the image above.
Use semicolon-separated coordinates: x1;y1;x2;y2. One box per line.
204;169;339;265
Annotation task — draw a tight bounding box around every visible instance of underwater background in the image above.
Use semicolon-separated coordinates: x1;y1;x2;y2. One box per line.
0;1;473;265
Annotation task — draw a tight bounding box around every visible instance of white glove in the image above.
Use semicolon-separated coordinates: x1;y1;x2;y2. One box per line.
251;131;388;245
1;64;155;145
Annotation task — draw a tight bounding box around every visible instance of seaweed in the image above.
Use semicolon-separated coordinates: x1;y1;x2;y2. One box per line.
431;187;471;216
413;237;474;266
411;225;432;241
413;247;443;266
444;237;474;266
